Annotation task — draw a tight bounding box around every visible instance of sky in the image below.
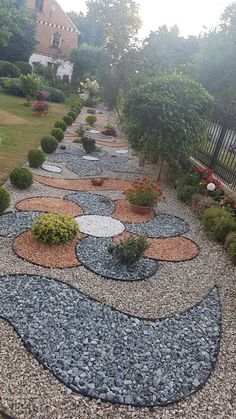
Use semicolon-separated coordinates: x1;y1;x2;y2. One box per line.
58;0;233;38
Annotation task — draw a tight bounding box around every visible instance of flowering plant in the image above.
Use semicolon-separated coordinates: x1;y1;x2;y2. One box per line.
37;90;49;101
124;179;163;206
193;167;222;190
31;100;49;116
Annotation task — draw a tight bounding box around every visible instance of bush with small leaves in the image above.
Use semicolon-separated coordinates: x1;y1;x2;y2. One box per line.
31;213;79;245
10;168;33;189
108;235;149;265
0;61;20;77
87;108;96;114
224;232;236;264
191;194;218;217
201;207;236;243
0;187;10;214
85;114;97;126
41;135;58;154
28;149;45;168
63;115;74;126
177;185;200;203
81;137;96;153
54;120;67;132
51;128;64;142
68;111;77;121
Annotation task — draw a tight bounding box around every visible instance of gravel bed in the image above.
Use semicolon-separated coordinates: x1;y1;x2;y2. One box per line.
0;275;220;406
0;211;40;237
76;215;125;237
16;197;82;217
66;159;102;177
76;236;158;280
100;155;144;174
45;146;85;163
125;214;189;238
64;192;115;215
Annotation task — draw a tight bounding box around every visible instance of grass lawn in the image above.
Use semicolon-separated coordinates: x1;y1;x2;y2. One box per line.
0;92;79;185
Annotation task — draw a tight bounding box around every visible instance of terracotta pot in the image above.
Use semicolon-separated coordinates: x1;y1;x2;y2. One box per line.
91;178;104;186
130;203;153;215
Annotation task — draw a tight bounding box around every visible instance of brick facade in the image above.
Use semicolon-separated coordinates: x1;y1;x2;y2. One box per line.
27;0;78;58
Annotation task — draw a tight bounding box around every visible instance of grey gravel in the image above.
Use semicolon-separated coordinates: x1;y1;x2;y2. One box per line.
64;192;116;215
0;211;41;237
125;214;189;238
0;275;220;407
76;236;159;281
66;159;102;177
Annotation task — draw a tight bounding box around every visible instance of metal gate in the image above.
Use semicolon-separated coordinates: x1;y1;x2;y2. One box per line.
195;101;236;189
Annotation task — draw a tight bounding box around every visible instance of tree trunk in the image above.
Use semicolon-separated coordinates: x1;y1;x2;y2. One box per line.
156;153;164;180
139;152;147;167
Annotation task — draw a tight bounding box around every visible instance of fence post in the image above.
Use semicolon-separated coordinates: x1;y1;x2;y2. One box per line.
209;104;230;169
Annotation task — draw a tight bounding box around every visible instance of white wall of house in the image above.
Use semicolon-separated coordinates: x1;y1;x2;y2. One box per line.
29;53;74;79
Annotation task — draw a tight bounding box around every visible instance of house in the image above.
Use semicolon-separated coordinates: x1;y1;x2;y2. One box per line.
27;0;79;79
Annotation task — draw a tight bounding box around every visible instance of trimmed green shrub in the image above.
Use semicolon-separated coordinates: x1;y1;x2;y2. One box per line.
41;136;58;154
71;105;81;115
10;167;33;189
28;149;45;168
177;185;200;203
84;97;96;107
191;194;218;217
108;235;149;265
81;137;96;153
14;61;32;75
0;77;25;96
54;120;67;132
31;213;79;244
87;108;96;114
51;128;64;142
63;115;74;126
210;189;224;202
47;87;65;103
201;207;236;243
0;61;20;77
0;187;10;214
68;111;77;121
85;114;97;126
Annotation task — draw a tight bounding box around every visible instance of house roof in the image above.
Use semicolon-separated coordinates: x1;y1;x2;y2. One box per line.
54;0;81;34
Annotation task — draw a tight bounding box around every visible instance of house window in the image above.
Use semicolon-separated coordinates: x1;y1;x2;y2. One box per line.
51;32;61;48
35;0;44;12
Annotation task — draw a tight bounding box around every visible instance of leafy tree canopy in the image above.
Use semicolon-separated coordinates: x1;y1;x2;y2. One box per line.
122;75;212;171
0;0;35;61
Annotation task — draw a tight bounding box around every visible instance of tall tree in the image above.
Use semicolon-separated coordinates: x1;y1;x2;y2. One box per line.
0;0;35;61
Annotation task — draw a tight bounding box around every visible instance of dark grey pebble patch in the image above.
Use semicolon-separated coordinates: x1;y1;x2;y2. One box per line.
125;214;189;238
76;236;159;281
0;274;220;407
64;192;115;215
0;211;41;237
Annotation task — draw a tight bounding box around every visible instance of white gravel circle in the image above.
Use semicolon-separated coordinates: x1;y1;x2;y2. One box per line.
82;156;100;161
41;164;62;173
115;149;129;154
76;215;125;237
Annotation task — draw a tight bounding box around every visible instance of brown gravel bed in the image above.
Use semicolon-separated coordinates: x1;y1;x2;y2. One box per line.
13;231;81;269
113;231;199;261
112;199;155;222
33;174;132;191
16;197;83;217
96;140;128;148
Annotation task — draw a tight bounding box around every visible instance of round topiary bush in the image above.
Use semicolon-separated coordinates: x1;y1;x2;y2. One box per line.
0;187;10;214
51;128;64;142
63;115;74;126
85;114;97;126
68;111;77;121
41;135;58;154
28;149;45;168
10;167;33;189
201;207;236;243
87;108;96;114
31;213;79;245
54;120;67;132
71;106;80;115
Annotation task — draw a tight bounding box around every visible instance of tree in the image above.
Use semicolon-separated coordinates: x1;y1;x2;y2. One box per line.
20;75;41;106
0;0;35;61
68;11;105;47
122;75;212;178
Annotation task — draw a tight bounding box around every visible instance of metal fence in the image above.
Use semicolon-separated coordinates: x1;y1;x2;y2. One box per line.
195;101;236;189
